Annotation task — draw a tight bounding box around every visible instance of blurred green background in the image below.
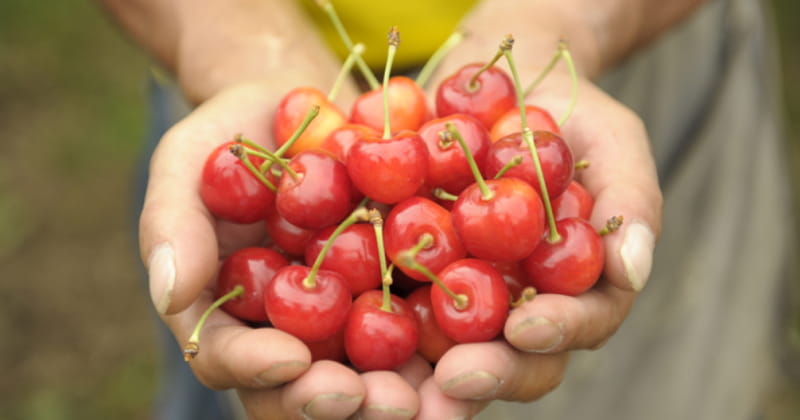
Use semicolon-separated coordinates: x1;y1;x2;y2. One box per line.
0;1;797;419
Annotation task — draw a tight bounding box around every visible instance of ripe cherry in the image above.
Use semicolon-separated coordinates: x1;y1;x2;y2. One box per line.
215;247;289;322
351;76;430;133
344;290;419;371
264;207;316;257
273;87;346;157
200;141;276;224
435;62;515;129
489;105;560;142
406;285;456;363
552;180;594;221
304;224;382;296
319;123;378;163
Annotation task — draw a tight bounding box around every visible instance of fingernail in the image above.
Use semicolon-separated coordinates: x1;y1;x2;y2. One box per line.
148;243;175;315
509;316;564;353
255;360;309;387
362;404;415;420
303;393;363;420
441;370;502;400
620;223;655;292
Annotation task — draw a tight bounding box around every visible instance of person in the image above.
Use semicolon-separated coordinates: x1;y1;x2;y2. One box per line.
99;0;796;419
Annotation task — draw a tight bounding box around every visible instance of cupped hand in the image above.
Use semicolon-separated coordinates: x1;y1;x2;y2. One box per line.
138;81;427;420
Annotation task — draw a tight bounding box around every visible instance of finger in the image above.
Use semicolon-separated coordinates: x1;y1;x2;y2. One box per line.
139;83;283;315
281;360;366;420
533;77;662;293
434;341;569;402
358;371;419;420
504;281;635;352
415;377;486;420
393;354;434;389
164;289;311;389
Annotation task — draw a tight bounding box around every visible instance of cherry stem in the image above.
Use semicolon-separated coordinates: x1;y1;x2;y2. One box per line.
598;215;624;236
494;155;524;179
229;144;277;192
238;135;299;181
273;105;320;158
445;123;493;201
398;235;468;310
183;285;244;362
574;159;590;170
510;287;537;308
432;188;458;201
317;0;380;90
556;42;578;126
369;209;393;313
523;43;563;97
382;26;400;139
328;43;365;102
304;207;370;289
416;29;465;88
467;47;504;92
502;34;561;243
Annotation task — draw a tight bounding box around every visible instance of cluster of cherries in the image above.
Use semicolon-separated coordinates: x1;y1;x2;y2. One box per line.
185;5;622;373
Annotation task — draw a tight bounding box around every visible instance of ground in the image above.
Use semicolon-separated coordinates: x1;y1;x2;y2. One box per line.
0;1;798;419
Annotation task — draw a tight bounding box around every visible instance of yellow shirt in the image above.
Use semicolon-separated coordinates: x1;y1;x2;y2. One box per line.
300;0;476;71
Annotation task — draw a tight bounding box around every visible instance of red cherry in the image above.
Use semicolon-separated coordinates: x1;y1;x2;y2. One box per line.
430;259;510;343
451;177;545;262
347;130;429;204
276;150;353;229
306;329;347;363
552;180;594;221
273;87;347;157
264;207;316;257
489;105;560;142
265;265;352;342
417;114;491;195
215;247;290;322
522;218;605;296
200;141;276;224
435;63;516;129
484;130;575;200
488;260;528;302
304;224;381;296
344;290;419;371
350;76;430;133
319;123;379;163
406;285;457;363
384;197;466;282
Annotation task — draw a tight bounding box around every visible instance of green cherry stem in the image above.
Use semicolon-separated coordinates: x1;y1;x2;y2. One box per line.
415;29;465;88
574;159;590;170
502;34;561;243
273;105;320;158
523;43;563;97
316;0;380;90
445;122;493;201
328;43;365;102
598;215;624;236
229;144;277;192
303;207;370;289
510;287;537;308
467;43;505;92
398;234;468;310
382;26;400;139
493;155;524;179
432;188;458;201
183;285;244;362
369;209;393;312
556;42;578;126
237;135;299;181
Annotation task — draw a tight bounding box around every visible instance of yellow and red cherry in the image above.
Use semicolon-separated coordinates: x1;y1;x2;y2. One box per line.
489;105;560;142
273;87;346;157
350;76;430;133
319;123;379;163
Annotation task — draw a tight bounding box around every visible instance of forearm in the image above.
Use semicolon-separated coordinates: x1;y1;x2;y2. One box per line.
96;0;344;104
458;0;708;78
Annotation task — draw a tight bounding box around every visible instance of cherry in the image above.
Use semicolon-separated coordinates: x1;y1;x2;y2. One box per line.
488;260;529;302
276;150;354;229
384;197;465;282
304;224;382;296
406;285;457;363
552;180;594;221
319;123;379;163
350;76;430;133
273;87;347;157
265;208;369;342
215;247;290;322
484;130;575;200
429;259;510;343
344;289;419;371
264;207;316;257
200;140;276;224
417;114;491;195
489;105;560;142
307;329;347;363
522;218;605;296
435;62;515;129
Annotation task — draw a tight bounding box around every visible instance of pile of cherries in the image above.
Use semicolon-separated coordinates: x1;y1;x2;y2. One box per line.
186;16;621;372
